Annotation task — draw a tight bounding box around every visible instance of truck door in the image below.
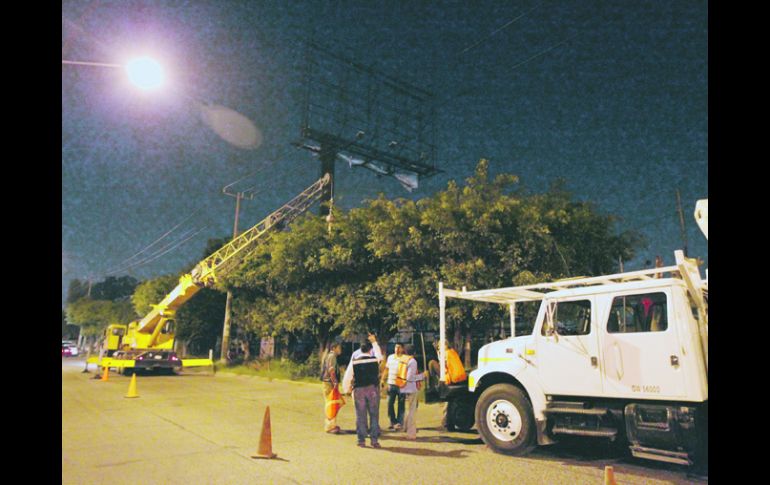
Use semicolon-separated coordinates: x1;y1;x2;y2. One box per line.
536;297;603;396
600;290;687;399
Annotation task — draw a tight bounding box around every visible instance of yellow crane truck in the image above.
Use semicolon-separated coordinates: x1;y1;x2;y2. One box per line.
89;174;330;374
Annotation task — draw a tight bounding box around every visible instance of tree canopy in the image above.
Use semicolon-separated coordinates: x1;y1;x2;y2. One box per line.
223;160;644;358
65;297;136;337
71;161;642;360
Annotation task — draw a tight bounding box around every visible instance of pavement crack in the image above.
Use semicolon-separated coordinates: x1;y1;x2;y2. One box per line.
149;411;223;447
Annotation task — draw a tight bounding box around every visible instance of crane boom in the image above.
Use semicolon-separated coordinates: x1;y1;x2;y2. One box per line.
133;174;331;340
190;173;330;287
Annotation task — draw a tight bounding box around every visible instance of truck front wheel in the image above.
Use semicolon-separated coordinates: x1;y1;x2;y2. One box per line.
475;383;536;456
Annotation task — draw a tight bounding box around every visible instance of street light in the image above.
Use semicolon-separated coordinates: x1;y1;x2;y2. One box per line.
124;56;165;90
63;57;262;149
62;56;165;91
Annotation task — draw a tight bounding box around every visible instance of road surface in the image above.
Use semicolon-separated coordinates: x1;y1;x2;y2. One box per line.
62;357;706;484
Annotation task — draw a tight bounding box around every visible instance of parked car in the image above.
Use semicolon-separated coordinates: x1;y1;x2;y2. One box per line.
61;341;79;357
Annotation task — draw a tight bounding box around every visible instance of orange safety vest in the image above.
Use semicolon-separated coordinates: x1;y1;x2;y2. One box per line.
395;355;413;388
444;348;467;384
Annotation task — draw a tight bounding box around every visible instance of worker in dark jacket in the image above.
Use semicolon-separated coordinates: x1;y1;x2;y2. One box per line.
342;333;384;448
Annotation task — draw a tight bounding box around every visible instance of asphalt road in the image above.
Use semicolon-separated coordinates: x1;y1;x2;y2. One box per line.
62;357;706;485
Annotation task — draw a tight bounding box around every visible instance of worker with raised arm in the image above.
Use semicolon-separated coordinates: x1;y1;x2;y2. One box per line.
342;333;384;448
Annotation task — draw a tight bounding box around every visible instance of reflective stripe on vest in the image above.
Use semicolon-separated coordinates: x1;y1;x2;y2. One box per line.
352;355;379;387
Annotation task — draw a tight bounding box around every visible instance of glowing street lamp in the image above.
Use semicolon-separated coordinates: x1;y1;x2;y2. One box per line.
124;56;165;90
62;56;165;91
63;56;261;149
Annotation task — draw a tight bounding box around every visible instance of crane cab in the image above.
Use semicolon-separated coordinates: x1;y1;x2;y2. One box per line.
104;324;128;356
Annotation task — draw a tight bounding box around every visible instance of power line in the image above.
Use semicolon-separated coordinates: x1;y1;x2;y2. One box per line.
457;1;544;56
104;226;209;277
446;30;581;103
104;227;200;276
108;207;204;272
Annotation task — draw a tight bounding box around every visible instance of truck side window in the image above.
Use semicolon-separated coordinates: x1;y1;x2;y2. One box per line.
607;292;668;333
541;300;591;336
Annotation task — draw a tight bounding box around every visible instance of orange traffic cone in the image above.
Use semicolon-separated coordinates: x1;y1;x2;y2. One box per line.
100;366;109;381
604;465;617;485
125;373;139;398
251;406;277;459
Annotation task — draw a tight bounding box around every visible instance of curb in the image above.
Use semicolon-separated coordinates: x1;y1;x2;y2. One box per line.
215;369;321;388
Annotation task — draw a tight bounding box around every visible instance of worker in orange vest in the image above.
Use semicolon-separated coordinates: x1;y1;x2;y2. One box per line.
430;340;467;431
443;342;467;385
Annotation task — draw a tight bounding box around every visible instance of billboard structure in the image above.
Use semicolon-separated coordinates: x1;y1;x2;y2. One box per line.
296;42;440;214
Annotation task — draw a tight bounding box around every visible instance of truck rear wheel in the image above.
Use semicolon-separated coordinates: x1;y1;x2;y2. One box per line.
475;383;536;456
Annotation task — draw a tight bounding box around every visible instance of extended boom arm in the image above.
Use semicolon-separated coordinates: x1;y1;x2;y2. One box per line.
134;174;331;341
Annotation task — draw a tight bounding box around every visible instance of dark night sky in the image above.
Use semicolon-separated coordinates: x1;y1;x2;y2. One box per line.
61;0;708;307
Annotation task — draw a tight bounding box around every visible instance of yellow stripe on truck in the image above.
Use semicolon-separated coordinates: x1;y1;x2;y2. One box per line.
98;358;136;368
182;359;214;368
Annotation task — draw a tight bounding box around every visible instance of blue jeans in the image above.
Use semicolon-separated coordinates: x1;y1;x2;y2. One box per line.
387;384;405;426
354;385;380;444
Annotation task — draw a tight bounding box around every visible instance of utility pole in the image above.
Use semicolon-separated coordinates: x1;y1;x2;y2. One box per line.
220;178;258;362
676;189;688;256
80;277;93;351
318;144;336;217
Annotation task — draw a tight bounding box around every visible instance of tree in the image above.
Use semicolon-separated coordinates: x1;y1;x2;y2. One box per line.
225;159;644;366
66;279;89;303
66;298;136;337
61;310;79;340
91;275;138;301
177;288;226;356
132;275;179;316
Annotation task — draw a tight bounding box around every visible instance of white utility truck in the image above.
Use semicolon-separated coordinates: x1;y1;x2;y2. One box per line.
437;199;708;467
